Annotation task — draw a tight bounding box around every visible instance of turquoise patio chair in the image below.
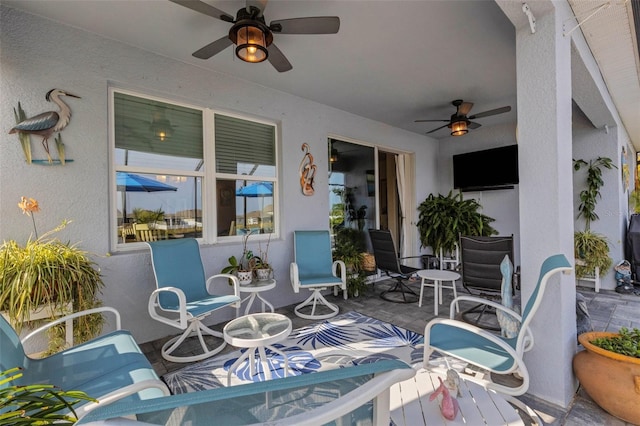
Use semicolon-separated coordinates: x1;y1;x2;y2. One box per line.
0;307;169;420
424;253;572;396
147;238;240;363
290;230;347;319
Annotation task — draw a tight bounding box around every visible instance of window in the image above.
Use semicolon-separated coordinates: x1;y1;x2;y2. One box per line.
111;89;277;249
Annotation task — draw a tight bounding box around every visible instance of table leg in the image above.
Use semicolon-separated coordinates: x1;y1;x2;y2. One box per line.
227;350;251;386
257;346;271;381
451;280;460;312
257;294;274;313
434;280;439;316
266;345;289;378
244;293;258;315
419;278;426;307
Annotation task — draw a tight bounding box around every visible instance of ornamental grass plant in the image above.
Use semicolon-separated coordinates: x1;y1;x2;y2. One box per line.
0;197;104;353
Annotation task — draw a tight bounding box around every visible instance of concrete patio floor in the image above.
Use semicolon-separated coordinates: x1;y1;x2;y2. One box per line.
140;280;640;425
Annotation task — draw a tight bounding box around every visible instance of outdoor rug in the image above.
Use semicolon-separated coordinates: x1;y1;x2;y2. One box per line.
162;311;424;394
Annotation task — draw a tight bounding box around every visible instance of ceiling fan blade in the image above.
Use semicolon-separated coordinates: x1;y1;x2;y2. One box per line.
426;124;450;134
457;101;474;116
169;0;234;22
468;121;482;129
267;44;293;72
468;106;512;120
246;0;268;16
192;36;233;59
414;119;449;123
270;17;340;34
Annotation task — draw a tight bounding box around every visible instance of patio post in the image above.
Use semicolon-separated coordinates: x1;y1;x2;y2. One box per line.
496;0;577;408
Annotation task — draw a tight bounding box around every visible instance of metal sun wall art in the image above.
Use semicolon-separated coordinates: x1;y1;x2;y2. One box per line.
299;143;316;196
9;88;80;165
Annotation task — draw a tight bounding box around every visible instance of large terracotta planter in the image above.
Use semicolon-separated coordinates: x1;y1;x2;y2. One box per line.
573;331;640;424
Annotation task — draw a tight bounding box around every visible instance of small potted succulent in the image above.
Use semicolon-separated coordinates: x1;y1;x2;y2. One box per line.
573;327;640;423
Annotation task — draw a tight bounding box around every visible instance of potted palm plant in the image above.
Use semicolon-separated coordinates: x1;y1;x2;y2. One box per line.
416;191;496;256
0;197;104;353
573;157;615;279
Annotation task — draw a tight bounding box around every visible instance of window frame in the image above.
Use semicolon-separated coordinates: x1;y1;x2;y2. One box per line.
109;87;279;251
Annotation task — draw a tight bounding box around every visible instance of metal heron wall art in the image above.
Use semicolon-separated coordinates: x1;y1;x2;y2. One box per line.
9;88;80;164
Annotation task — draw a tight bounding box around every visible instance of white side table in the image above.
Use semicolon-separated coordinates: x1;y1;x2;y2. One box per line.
417;269;460;315
223;313;292;386
237;279;276;316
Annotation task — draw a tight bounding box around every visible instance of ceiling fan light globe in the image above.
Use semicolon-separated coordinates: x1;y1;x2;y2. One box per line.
450;120;468;136
233;23;270;63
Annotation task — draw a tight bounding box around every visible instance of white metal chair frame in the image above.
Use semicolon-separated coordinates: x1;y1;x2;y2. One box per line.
424;254;572;396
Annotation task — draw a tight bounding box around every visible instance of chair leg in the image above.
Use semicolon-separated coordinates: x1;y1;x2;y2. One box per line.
294;289;339;320
380;279;418;303
161;319;226;363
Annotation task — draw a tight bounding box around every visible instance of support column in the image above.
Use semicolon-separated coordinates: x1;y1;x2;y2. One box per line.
496;1;577;407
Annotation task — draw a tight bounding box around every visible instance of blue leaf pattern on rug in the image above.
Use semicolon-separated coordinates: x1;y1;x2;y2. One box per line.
162;311;423;394
291;318;360;349
223;345;320;382
360;323;423;348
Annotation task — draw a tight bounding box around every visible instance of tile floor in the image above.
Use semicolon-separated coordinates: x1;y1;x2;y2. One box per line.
139;280;640;425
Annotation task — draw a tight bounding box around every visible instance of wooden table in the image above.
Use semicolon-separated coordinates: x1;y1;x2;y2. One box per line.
390;368;524;426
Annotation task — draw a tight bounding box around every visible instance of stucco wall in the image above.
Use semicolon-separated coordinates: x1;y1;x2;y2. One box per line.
0;6;438;343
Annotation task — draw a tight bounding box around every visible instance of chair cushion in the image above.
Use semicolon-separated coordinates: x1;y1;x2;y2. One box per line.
161;294;241;318
298;273;343;287
430;323;517;373
19;330;166;402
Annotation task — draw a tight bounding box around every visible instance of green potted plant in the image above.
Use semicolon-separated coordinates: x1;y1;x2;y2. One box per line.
0;367;96;425
416;191;496;256
333;228;368;297
251;234;272;281
573;157;615;279
573;327;640;423
0;197;104;353
221;231;254;285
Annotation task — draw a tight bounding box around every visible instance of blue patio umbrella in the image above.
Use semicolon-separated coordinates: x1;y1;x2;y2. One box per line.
117;172;177;223
235;182;273;197
117;172;178;192
236;182;273;229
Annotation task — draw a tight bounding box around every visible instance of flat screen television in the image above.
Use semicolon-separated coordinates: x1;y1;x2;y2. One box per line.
453;145;519;191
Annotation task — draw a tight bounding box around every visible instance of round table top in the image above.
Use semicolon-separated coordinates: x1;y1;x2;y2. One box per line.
223;312;292;348
238;279;276;292
417;269;461;280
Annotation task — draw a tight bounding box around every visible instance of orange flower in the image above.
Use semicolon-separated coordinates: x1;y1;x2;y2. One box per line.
18;196;40;216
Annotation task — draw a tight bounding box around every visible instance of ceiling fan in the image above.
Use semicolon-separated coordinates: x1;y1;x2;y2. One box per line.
415;100;512;136
169;0;340;72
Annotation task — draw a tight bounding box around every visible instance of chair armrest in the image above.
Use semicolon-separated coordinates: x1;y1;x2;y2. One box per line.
206;273;240;300
148;287;188;328
290;262;300;293
75;379;171;421
21;307;121;347
332;260;347;287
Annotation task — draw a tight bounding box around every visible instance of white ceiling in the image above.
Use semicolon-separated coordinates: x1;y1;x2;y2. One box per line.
3;0;637;145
